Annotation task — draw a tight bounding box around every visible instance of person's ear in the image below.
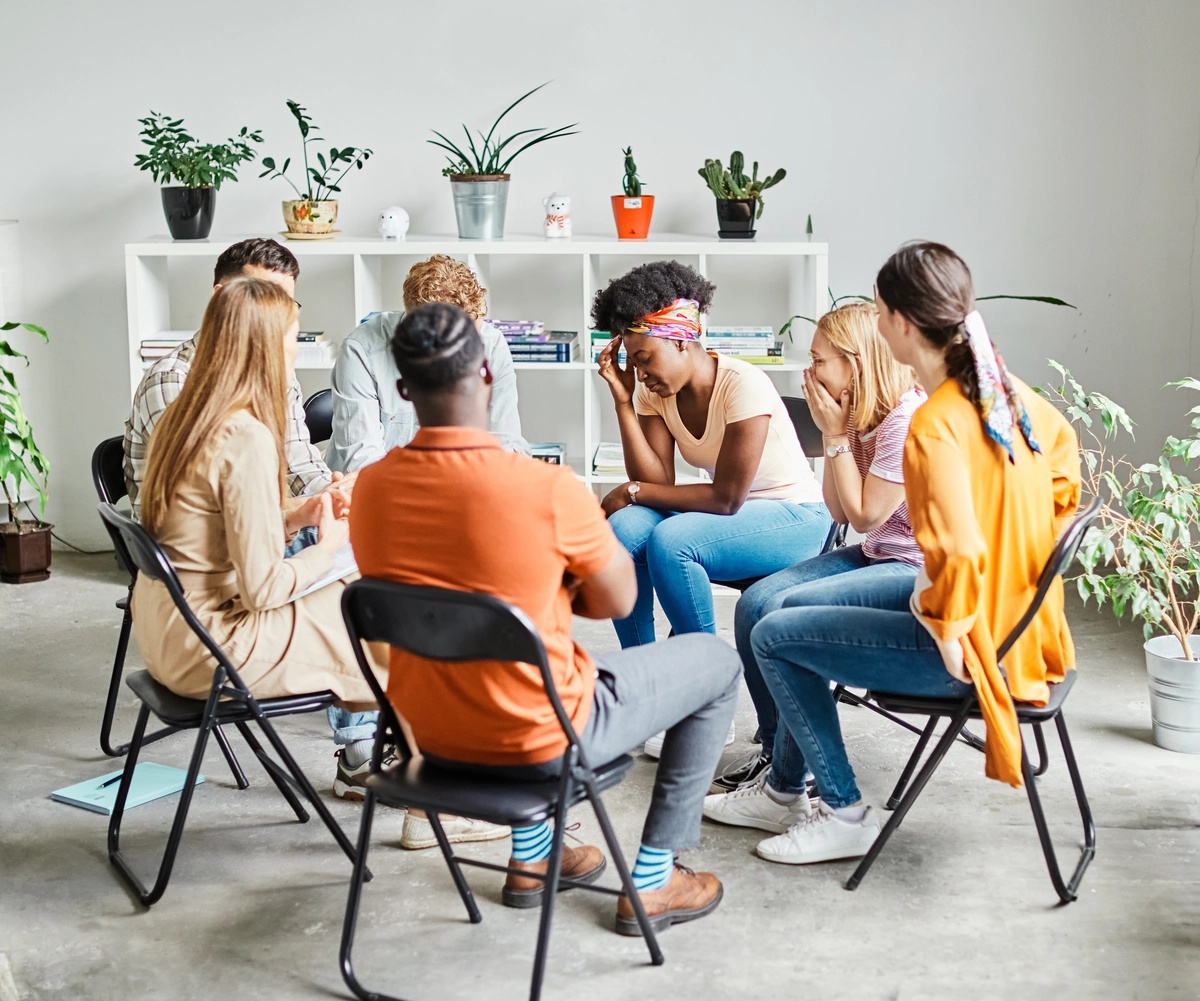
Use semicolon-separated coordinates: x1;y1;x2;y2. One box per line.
397;378;411;401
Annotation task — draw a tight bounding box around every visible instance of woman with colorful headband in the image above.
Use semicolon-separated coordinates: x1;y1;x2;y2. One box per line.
719;241;1080;868
592;260;831;756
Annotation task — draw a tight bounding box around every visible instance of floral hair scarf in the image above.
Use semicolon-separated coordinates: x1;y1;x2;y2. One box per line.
963;310;1040;463
624;298;702;342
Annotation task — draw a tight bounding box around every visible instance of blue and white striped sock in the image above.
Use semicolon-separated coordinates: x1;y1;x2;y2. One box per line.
631;845;674;891
511;822;553;863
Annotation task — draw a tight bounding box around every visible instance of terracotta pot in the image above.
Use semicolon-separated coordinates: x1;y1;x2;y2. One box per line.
282;199;338;235
0;522;52;584
611;194;655;240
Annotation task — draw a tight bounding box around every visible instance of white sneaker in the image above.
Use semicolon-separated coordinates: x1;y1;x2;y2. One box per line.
400;813;511;850
702;772;813;833
755;801;881;865
644;719;736;759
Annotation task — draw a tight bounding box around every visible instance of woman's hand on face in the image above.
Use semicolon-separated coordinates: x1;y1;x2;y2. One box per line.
597;336;637;407
600;483;634;519
315;492;350;553
804;367;851;438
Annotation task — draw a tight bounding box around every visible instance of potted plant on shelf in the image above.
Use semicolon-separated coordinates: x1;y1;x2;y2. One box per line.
259;100;373;240
1041;363;1200;753
134;112;263;240
0;321;51;583
698;151;786;239
612;146;654;240
428;83;578;240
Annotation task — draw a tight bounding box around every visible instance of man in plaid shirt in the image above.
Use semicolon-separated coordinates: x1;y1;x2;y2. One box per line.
124;238;347;520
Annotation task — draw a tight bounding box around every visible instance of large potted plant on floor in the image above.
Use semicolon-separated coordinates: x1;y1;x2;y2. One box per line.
259;99;373;240
0;321;51;583
428;83;578;240
134;112;263;240
1041;363;1200;753
698;151;786;239
612;146;654;240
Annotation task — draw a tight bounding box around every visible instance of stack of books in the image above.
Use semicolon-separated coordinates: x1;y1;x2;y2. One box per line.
528;442;566;465
590;331;627;365
494;320;580;363
705;326;784;365
139;330;192;362
296;331;332;367
592;442;627;477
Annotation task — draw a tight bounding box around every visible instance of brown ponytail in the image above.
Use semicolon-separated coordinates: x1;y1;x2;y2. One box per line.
875;241;980;405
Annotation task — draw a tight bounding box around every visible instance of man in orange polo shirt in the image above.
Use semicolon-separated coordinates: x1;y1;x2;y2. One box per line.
349;303;741;936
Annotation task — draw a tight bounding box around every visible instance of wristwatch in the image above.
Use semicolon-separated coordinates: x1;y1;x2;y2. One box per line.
627;481;641;504
825;442;852;459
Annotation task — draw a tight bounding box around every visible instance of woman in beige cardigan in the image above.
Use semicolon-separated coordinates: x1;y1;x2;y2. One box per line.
133;278;378;714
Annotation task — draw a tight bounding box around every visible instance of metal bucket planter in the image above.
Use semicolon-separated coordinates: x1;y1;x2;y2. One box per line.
1144;634;1200;753
450;175;510;240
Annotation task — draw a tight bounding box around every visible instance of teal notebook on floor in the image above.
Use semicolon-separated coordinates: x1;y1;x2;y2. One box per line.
50;763;205;815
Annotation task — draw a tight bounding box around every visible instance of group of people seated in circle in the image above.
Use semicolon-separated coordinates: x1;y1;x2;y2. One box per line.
122;236;1081;935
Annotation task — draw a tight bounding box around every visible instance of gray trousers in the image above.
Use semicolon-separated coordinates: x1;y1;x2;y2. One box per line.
432;633;741;851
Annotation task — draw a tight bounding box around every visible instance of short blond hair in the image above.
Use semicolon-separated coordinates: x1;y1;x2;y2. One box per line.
402;255;487;320
814;301;917;432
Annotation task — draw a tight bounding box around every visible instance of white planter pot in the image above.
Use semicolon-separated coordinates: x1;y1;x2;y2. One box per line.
1144;634;1200;753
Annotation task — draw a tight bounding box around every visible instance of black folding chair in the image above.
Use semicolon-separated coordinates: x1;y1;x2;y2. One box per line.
339;579;664;1001
303;388;334;445
844;497;1101;903
96;502;367;907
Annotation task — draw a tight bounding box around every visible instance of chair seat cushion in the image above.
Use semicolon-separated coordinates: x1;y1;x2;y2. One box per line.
365;753;635;827
869;671;1076;723
125;670;335;727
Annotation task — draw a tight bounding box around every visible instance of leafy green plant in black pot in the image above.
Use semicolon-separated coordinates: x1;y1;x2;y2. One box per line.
699;151;786;239
134;112;263;240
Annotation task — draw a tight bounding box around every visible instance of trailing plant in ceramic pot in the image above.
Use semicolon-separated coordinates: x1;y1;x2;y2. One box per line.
0;321;51;583
259;100;373;240
612;146;654;240
1040;363;1200;753
699;151;786;239
428;83;579;240
134;112;263;240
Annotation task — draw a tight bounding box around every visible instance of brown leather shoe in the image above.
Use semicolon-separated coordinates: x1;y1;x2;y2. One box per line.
502;844;607;908
615;863;723;936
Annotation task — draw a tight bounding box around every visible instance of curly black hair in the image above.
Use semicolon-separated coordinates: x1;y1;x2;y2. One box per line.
390;302;484;393
590;260;716;333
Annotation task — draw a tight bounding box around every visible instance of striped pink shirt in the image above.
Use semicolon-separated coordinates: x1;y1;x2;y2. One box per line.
849;389;925;566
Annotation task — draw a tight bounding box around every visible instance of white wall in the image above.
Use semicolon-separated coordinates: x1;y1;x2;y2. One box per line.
5;0;1200;547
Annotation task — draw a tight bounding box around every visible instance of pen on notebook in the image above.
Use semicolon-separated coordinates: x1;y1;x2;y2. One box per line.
97;774;123;789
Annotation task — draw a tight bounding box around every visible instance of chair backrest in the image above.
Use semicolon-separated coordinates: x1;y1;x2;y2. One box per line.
303;388;334;445
96;502;236;678
340;578;580;761
93;437;137;578
996;496;1102;662
781;395;824;459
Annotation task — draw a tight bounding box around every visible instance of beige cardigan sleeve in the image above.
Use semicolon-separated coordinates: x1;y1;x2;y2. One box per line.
216;420;333;611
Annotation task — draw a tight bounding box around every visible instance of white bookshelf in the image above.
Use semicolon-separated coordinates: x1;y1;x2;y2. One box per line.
125;233;829;487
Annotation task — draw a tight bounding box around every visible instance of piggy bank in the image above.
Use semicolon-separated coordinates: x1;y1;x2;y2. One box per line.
378;205;410;240
542;193;572;238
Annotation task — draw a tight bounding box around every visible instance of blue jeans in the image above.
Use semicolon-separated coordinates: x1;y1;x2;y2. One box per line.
284;526;319;558
735;546;919;762
609;500;832;648
750;574;973;807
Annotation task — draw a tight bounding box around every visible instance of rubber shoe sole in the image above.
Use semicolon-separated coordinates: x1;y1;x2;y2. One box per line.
502;855;607;908
615;883;724;936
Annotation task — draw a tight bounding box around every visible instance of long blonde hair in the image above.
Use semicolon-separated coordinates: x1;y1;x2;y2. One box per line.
815;301;917;432
142;278;296;532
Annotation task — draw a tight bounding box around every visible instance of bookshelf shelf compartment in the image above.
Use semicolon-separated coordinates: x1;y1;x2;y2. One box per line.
126;233;829;487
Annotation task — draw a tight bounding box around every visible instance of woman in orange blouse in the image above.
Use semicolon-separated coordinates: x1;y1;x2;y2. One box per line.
734;241;1080;867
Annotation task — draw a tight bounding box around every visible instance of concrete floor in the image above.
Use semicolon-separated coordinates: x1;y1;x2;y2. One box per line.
1;553;1198;1001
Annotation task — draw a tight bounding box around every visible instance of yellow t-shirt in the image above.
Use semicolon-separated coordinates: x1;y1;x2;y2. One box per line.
634;355;822;504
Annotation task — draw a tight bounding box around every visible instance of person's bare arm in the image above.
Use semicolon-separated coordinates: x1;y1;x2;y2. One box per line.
568;546;636;620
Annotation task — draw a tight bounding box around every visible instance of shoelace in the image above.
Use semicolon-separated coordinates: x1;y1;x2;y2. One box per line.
717;750;769;784
727;771;771;798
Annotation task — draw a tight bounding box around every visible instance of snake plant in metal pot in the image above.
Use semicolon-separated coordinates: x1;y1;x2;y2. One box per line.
699;151;787;238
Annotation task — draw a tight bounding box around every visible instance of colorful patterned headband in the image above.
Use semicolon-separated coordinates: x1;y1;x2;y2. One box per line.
625;298;702;342
963;310;1041;463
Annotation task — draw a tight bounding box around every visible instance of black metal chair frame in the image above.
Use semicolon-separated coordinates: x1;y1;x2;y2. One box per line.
339;579;664;1001
844;497;1101;904
303;387;334;445
97;502;367;907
